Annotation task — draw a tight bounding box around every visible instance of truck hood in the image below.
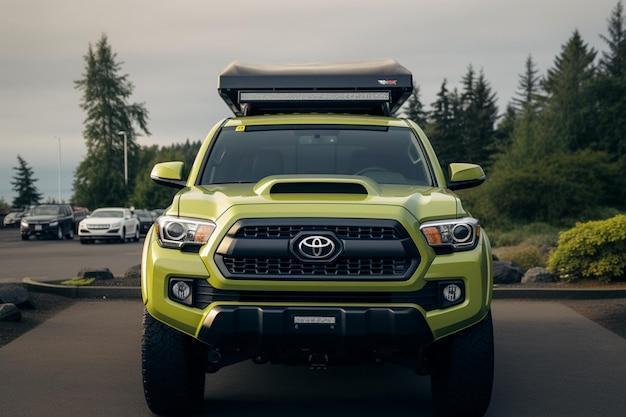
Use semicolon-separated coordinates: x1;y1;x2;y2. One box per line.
175;175;459;222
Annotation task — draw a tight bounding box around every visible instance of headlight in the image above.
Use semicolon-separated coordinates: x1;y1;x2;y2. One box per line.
419;217;480;253
21;219;28;227
49;221;58;227
111;222;122;228
156;216;216;249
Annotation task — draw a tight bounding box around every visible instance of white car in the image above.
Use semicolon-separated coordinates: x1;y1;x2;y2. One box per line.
78;207;140;244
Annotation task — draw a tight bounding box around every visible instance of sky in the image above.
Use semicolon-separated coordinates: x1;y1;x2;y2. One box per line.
0;0;619;203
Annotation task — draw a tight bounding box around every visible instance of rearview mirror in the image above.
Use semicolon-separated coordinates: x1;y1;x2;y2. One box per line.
150;162;186;189
448;163;486;190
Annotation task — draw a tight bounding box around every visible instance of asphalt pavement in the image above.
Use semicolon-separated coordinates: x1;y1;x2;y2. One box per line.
0;299;625;417
0;228;143;282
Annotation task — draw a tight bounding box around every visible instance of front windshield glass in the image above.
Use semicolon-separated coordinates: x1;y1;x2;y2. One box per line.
91;210;123;218
199;125;432;186
30;206;61;216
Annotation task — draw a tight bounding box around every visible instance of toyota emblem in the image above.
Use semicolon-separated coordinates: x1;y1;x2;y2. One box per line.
297;235;336;259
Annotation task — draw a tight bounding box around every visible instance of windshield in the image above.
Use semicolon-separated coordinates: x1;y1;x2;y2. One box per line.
91;210;123;218
199;125;432;186
30;206;61;216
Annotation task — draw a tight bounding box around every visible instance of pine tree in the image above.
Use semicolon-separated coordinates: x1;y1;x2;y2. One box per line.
512;55;543;115
395;84;427;126
458;67;499;167
599;1;626;77
73;34;150;208
11;155;42;208
428;80;458;166
542;30;597;151
594;1;626;155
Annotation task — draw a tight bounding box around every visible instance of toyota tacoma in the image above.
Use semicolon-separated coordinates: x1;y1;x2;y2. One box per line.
141;60;494;417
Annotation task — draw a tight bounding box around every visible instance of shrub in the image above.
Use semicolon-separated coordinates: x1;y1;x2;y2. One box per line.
489;223;560;247
547;214;626;282
493;242;549;271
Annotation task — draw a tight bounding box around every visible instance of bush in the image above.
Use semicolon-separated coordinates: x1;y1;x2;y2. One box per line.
488;223;560;247
493;242;549;271
547;214;626;282
462;150;622;227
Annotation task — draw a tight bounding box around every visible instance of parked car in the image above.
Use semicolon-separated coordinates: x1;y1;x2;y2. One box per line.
3;211;24;228
72;206;90;232
134;209;154;235
150;208;164;219
141;61;493;417
78;207;140;244
20;204;75;240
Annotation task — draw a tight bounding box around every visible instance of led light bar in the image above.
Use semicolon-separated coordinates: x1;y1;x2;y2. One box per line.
239;91;390;102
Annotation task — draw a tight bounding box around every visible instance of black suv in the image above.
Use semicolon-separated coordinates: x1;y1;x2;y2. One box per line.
21;204;75;240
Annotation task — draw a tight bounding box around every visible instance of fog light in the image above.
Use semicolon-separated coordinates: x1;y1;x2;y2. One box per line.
169;279;193;306
443;284;462;303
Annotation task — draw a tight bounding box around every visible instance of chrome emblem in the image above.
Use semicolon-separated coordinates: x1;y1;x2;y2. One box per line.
298;235;336;259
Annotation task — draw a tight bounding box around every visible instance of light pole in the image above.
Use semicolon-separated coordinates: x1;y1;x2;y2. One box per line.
55;136;62;202
118;131;128;186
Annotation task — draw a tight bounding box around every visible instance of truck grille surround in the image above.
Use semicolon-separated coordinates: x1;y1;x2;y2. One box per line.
214;219;420;281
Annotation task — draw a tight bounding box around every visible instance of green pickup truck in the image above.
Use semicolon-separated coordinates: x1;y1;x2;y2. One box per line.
141;60;494;417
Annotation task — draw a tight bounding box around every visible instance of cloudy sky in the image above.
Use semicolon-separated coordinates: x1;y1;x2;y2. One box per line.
0;0;618;202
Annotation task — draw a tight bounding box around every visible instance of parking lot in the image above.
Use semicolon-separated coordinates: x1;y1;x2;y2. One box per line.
0;228;143;282
0;299;625;417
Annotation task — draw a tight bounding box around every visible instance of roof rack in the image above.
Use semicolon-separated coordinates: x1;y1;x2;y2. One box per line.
218;60;413;116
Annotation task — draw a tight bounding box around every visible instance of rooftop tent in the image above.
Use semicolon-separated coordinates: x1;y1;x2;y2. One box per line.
218;60;413;116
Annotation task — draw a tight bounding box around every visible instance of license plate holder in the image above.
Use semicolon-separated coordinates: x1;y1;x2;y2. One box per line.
291;312;339;334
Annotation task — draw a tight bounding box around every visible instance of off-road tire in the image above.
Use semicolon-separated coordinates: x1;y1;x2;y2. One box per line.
430;311;494;417
142;309;206;416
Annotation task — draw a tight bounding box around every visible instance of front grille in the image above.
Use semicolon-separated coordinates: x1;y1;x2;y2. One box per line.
238;225;399;240
222;256;409;278
87;224;109;230
214;219;420;281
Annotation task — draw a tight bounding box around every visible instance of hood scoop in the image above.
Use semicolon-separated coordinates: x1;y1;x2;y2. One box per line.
270;182;367;195
254;175;379;197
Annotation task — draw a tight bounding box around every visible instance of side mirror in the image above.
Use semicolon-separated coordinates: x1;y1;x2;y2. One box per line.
448;163;486;191
150;162;186;189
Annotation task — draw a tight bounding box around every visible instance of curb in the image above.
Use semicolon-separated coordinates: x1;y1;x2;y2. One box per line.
22;277;141;299
21;278;626;300
493;286;626;300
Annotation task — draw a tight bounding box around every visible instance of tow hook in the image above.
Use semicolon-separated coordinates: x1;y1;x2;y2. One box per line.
308;353;329;370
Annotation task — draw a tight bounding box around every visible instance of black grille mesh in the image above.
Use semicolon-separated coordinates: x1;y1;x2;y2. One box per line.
222;256;409;278
237;225;399;240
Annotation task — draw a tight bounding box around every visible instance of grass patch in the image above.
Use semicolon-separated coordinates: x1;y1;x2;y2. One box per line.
60;277;96;286
493;242;550;271
488;222;561;247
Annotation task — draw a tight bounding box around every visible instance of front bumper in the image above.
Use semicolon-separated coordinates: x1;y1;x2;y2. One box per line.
197;305;433;351
22;224;58;237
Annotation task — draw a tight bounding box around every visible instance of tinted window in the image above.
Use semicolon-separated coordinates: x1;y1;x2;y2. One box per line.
31;206;62;216
199;126;432;186
91;210;123;218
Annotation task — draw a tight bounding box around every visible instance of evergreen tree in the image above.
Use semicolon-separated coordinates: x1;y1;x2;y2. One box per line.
493;104;517;153
73;34;149;209
599;1;626;77
11;155;42;208
595;1;626;155
395;84;427;126
542;30;597;151
427;80;458;166
512;55;543;115
459;66;499;167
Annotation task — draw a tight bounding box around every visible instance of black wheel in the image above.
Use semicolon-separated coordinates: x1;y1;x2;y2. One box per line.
430;311;494;417
80;238;90;245
66;228;74;240
142;309;206;416
21;234;29;241
56;226;63;240
133;227;140;242
120;227;126;243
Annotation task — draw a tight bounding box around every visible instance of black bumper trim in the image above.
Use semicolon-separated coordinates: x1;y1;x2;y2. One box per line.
193;279;446;311
197;305;433;350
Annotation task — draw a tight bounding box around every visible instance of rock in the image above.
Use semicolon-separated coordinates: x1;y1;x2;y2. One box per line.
124;264;141;280
77;267;114;280
0;303;21;322
522;267;558;284
493;261;524;284
0;284;29;305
